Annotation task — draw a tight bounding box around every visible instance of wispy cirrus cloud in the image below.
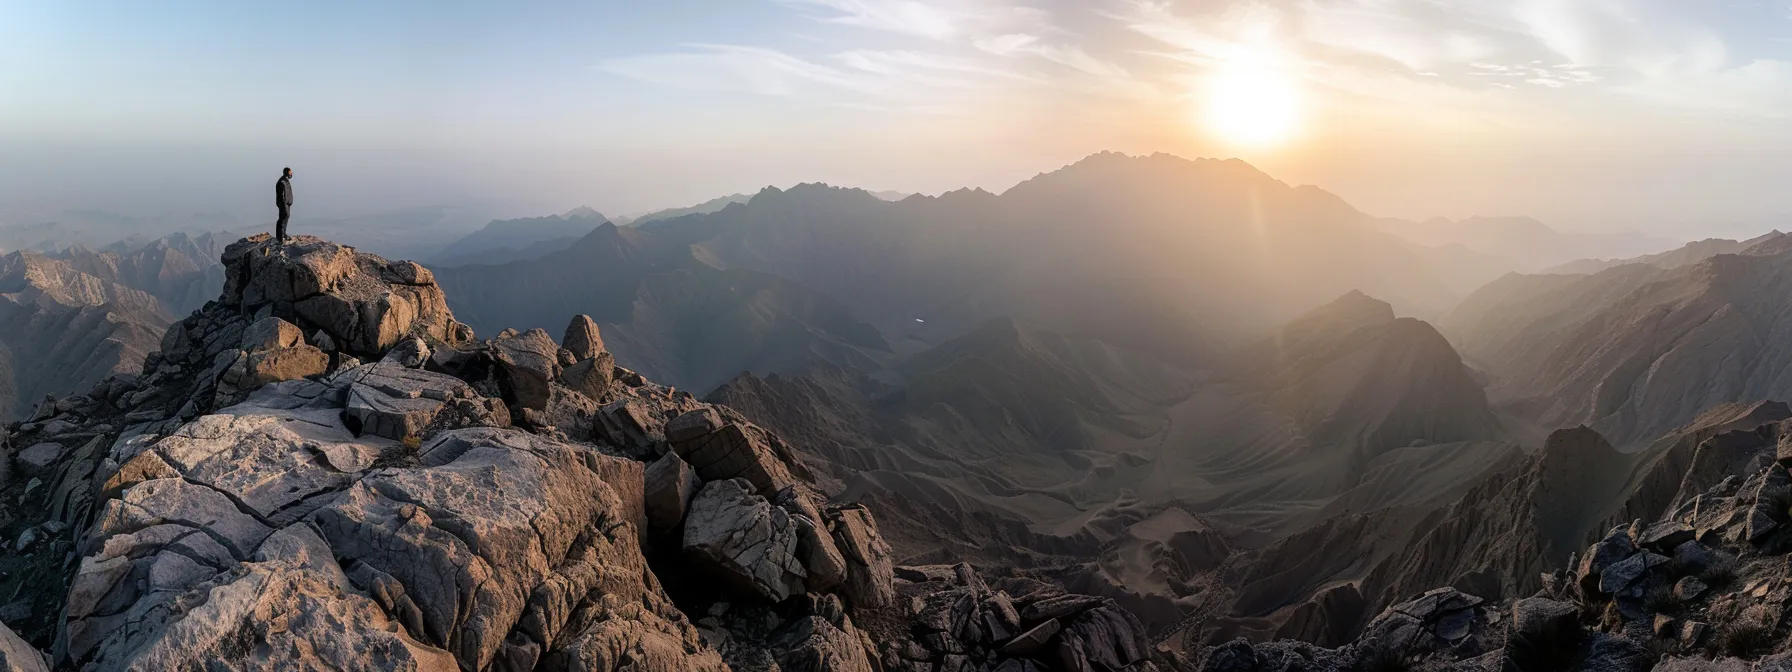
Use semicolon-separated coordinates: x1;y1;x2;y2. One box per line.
598;0;1131;110
975;33;1131;78
774;0;983;39
597;45;872;96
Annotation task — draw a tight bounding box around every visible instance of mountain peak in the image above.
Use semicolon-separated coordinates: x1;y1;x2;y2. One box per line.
563;205;605;220
1299;289;1397;327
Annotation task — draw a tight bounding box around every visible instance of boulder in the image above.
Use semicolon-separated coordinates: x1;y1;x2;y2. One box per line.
240;316;304;351
1597;552;1667;596
243;344;331;387
643;451;701;535
1637;521;1695;552
1001;618;1062;656
1674;576;1708;602
563;315;606;361
666;408;725;443
775;487;848;593
15;442;63;478
828;505;896;608
339;364;476;440
682;478;807;602
1359;587;1485;652
670;422;795;496
1577;529;1639;596
1672;541;1716;575
0;620;46;672
771;595;876;672
381;336;431;368
559;355;615;401
492;329;562;411
1055;604;1148;672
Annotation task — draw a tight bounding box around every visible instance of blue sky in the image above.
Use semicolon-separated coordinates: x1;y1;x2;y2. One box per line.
4;0;1792;233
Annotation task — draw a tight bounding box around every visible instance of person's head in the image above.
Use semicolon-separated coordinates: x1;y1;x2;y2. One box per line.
283;167;292;178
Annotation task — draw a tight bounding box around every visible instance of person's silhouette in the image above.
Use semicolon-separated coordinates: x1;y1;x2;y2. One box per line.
275;167;294;244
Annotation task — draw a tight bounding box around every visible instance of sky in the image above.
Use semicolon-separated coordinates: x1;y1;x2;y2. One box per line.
3;0;1792;236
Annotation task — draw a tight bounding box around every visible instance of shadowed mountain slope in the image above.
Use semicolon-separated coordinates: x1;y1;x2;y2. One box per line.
1444;240;1792;447
712;292;1514;636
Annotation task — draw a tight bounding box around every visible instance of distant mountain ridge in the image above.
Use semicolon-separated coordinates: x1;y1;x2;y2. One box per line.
430;206;607;267
1378;214;1673;272
613;194;751;226
1542;229;1786;274
1444;236;1792;447
640;152;1477;361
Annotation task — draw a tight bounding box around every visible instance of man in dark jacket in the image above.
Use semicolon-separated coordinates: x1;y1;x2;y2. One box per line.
275;167;294;244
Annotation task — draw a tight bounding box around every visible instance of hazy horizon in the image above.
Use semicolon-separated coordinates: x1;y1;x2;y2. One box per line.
6;0;1792;238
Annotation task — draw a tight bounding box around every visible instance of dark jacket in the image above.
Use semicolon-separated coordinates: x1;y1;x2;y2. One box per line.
276;175;293;207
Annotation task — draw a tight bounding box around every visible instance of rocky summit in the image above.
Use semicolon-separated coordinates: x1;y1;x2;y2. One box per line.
0;235;1175;671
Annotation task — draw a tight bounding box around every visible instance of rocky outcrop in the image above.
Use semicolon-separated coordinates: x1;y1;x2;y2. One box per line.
0;234;1173;672
149;235;474;420
668;408;797;496
683;477;809;603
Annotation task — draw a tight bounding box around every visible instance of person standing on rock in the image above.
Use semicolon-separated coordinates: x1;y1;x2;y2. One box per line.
274;167;294;245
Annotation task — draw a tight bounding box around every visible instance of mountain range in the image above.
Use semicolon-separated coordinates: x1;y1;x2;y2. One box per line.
10;151;1792;670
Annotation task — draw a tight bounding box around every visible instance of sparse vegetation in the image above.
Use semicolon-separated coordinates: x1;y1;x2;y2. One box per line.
1700;553;1739;592
1712;611;1776;658
1644;585;1682;614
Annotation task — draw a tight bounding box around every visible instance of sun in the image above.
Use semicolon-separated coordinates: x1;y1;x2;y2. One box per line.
1203;63;1301;147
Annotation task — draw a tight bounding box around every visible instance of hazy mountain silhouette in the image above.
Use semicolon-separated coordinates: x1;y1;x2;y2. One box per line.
641;152;1475;365
1378;214;1673;271
1542;229;1785;274
431;206;607;267
614;193;752;226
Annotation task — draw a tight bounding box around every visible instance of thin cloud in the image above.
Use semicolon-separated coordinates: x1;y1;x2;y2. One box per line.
975;33;1132;78
596;45;873;96
776;0;970;39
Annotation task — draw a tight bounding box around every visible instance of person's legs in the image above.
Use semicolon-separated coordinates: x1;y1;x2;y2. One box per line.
276;206;289;243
